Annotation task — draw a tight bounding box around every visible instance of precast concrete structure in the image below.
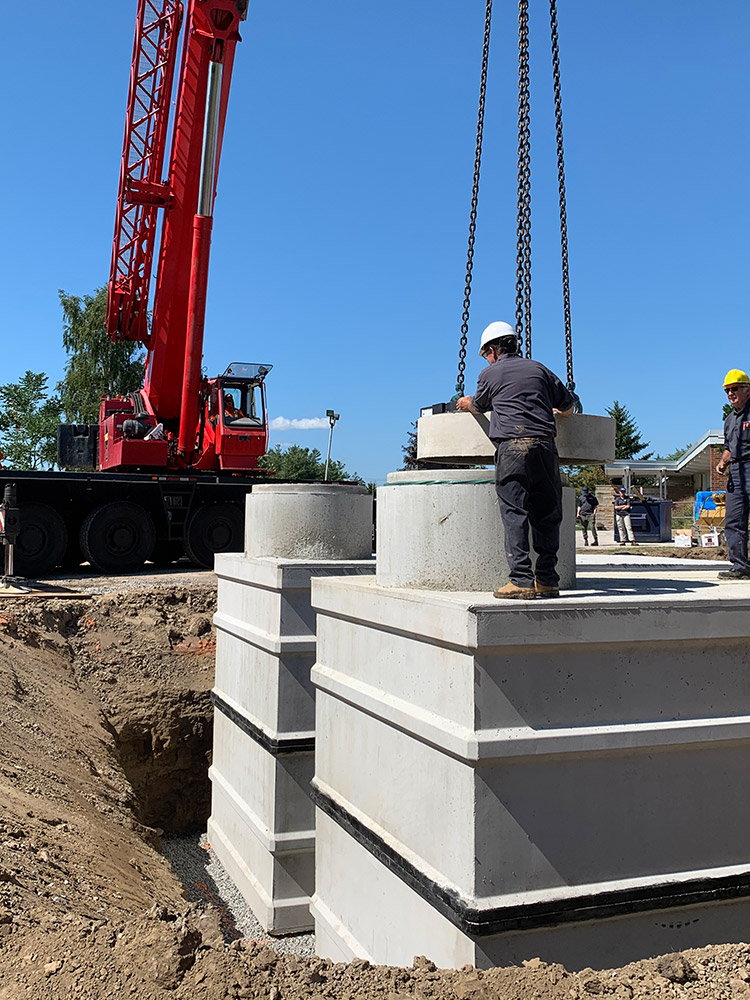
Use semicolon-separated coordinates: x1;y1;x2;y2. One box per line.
208;484;374;933
378;470;575;591
416;411;615;466
311;565;750;970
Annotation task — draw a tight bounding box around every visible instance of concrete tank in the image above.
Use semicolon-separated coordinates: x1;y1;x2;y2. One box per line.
244;483;372;560
377;470;575;591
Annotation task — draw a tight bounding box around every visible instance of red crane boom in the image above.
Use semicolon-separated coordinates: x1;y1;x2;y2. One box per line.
107;0;180;346
102;0;271;474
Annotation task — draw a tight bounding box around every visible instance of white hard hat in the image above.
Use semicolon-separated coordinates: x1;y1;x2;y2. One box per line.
479;321;517;356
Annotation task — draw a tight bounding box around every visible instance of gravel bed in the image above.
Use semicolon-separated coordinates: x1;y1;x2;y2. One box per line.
162;833;316;957
38;564;213;595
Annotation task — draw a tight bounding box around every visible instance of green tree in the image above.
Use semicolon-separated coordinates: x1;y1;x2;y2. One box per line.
654;443;693;461
561;464;606;493
258;445;358;481
401;422;418;470
0;371;61;470
57;287;146;423
605;400;653;460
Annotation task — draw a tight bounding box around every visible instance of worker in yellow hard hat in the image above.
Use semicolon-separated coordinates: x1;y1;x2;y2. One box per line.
716;369;750;579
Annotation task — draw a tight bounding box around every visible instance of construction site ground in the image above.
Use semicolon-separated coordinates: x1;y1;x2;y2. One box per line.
1;555;749;999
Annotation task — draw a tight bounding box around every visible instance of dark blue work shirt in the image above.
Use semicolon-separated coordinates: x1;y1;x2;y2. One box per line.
471;354;574;442
578;493;598;516
723;402;750;463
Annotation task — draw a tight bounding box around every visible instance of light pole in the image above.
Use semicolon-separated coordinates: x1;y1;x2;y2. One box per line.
324;409;340;480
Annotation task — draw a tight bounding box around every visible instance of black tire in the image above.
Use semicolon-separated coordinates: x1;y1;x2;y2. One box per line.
14;503;68;578
184;503;243;568
81;501;156;573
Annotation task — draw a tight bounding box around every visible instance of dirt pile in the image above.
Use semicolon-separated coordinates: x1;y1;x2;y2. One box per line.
4;905;750;1000
1;579;750;999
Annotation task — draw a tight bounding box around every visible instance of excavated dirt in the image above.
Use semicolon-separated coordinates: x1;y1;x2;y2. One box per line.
1;578;750;999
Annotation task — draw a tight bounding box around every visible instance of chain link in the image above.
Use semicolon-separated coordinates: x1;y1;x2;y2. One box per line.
456;0;493;397
549;0;578;406
515;0;532;359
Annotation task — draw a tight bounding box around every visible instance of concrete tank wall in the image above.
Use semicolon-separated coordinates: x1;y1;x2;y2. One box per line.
377;471;575;591
209;550;374;934
310;573;750;970
244;484;372;560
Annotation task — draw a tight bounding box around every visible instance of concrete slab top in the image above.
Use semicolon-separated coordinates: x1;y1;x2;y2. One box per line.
311;561;750;648
416;411;615;466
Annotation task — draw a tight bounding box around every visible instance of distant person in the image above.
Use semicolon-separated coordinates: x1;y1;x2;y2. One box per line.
456;320;574;600
613;487;637;546
715;369;750;580
576;486;599;546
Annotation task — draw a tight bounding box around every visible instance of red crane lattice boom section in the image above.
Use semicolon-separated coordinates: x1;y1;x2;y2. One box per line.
106;0;181;344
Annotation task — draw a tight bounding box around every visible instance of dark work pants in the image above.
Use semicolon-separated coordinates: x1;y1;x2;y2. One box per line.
726;463;750;573
494;437;563;588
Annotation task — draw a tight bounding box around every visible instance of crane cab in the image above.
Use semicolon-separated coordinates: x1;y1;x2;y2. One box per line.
201;362;272;472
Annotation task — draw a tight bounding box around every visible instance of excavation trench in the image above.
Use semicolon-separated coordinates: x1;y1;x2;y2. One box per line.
0;585;218;839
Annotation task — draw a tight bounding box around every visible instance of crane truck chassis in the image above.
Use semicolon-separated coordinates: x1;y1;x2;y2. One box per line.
0;467;262;577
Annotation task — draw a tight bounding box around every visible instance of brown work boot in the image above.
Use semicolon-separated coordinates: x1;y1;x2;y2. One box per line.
534;581;560;599
492;582;537;601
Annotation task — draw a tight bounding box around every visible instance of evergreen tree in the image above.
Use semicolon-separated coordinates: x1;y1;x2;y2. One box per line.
0;371;61;470
605;400;653;460
655;443;693;461
259;444;358;481
401;422;418;470
57;287;146;423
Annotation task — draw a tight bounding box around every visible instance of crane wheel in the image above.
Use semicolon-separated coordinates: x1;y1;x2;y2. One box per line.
184;503;243;568
14;503;68;578
81;501;156;574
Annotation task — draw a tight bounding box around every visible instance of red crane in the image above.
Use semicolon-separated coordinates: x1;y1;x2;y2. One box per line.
103;0;271;473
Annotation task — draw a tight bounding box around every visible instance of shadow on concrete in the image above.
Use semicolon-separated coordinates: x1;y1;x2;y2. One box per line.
574;575;722;597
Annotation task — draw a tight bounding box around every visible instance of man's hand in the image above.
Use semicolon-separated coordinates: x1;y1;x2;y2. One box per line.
554;406;574;417
716;449;732;475
456;396;477;413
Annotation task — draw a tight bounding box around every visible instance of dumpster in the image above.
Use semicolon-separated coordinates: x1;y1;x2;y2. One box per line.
613;498;672;542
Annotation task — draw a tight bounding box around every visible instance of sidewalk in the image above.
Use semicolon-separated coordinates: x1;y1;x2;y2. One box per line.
576;528;618;549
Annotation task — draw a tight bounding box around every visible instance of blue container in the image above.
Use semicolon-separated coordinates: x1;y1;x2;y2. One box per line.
694;491;725;520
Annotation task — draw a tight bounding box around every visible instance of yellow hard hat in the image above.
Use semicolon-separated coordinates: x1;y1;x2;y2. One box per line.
723;369;750;387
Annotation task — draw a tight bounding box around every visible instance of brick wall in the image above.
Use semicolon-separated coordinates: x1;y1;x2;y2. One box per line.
584;485;616;528
710;445;729;491
666;480;698;501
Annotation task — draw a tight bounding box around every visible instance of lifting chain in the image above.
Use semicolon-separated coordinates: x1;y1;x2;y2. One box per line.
549;0;580;408
515;0;532;359
455;0;493;398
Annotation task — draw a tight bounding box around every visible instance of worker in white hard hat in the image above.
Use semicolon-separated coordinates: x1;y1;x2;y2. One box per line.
456;320;574;600
716;369;750;579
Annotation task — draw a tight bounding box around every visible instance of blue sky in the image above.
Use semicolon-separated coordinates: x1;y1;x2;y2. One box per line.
2;1;748;481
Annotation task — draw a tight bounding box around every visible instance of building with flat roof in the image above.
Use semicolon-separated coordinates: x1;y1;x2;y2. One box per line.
604;429;727;499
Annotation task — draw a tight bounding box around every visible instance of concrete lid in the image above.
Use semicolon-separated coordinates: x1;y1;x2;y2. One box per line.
416;412;616;466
